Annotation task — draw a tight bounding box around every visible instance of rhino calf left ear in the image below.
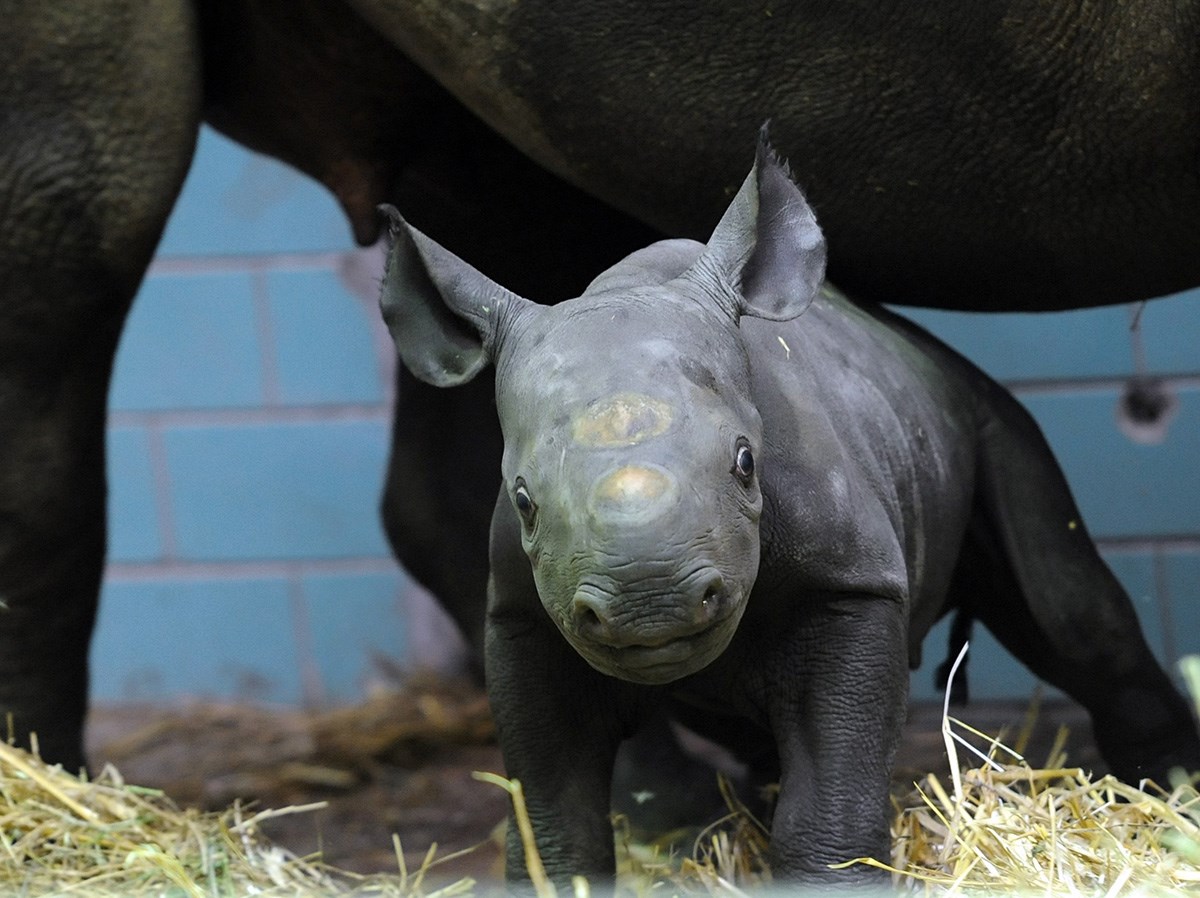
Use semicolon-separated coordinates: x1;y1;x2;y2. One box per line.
691;138;827;323
377;204;529;388
738;142;827;321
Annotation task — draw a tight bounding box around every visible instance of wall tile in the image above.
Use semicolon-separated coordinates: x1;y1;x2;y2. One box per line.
300;572;409;701
163;421;391;561
1164;552;1200;663
267;269;384;405
1140;287;1200;374
110;272;264;411
157;128;355;257
898;304;1136;382
91;579;300;703
106;427;162;562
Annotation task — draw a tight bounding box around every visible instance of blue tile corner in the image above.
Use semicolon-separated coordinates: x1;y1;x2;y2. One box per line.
111;272;265;412
300;572;410;701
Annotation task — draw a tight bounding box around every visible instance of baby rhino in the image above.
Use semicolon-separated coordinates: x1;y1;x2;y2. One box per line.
378;143;1200;888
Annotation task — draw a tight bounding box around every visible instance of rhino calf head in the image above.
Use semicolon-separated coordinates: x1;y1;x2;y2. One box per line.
379;140;825;685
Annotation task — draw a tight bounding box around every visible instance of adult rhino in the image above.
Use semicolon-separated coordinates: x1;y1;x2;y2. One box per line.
2;0;1197;769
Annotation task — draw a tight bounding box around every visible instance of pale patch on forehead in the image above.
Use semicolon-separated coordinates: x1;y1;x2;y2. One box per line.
571;393;673;448
592;465;671;505
588;463;680;524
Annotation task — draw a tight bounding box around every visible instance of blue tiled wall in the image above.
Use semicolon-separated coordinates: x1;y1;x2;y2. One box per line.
95;126;1199;708
96;127;419;706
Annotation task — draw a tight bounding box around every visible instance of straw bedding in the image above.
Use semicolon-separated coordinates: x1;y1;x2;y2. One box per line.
0;736;340;895
3;657;1197;896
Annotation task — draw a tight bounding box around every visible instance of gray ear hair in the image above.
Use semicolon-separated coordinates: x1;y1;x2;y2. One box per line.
687;135;827;322
377;205;529;387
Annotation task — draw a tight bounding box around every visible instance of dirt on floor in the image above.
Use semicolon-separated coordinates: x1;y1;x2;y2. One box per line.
84;673;1100;889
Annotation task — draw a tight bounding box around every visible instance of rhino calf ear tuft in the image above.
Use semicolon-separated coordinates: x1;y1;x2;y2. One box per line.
683;136;827;324
377;203;403;230
738;142;827;321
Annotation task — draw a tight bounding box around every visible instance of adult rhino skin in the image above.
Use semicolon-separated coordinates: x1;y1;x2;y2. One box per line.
1;0;1197;769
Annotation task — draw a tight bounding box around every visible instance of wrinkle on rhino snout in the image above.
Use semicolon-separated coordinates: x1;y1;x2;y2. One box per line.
563;558;742;684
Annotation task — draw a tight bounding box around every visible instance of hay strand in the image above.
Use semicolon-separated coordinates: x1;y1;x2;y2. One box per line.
473;771;557;898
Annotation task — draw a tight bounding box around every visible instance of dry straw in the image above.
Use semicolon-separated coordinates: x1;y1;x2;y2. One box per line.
2;653;1198;896
611;652;1200;897
833;649;1200;897
0;735;339;895
0;735;471;896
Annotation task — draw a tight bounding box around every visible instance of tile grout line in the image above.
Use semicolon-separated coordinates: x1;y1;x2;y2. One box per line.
145;422;180;563
1097;536;1200;554
288;577;327;709
109;404;390;429
148;250;358;276
251;269;284;406
104;557;403;581
1006;373;1200;396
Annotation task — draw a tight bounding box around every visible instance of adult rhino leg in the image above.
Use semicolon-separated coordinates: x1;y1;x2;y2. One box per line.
0;0;200;768
383;369;500;670
966;383;1200;783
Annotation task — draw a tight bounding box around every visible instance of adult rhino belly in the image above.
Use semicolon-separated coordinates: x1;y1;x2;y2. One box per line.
349;0;1199;310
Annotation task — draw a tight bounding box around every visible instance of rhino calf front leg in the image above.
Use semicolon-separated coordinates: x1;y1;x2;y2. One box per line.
483;498;638;887
486;612;633;887
758;594;909;883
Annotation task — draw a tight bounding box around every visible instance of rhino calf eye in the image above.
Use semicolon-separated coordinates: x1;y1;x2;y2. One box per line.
514;478;538;525
734;443;755;483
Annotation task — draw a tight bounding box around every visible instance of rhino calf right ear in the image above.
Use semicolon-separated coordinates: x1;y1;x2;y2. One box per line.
377;204;529;387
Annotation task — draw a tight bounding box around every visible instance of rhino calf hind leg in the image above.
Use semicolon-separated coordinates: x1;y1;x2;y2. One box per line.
968;387;1200;782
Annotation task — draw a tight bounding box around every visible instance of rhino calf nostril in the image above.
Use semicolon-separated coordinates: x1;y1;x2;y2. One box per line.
697;571;728;623
572;592;608;636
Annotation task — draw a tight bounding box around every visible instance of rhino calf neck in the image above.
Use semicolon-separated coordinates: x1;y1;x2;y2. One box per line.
379;141;1200;887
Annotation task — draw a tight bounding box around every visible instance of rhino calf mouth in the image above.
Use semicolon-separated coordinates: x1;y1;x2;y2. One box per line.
575;626;737;684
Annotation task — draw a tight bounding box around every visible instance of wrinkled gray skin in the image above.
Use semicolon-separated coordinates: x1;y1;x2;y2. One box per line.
380;146;1200;887
3;0;1199;770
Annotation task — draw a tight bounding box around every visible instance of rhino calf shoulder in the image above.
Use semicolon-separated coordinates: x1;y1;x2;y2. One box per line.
378;140;1200;888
